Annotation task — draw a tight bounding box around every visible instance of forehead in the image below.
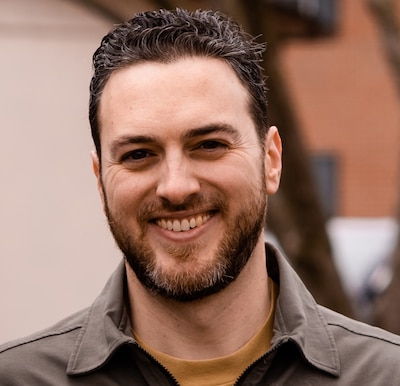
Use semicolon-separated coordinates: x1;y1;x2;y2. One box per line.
98;57;255;143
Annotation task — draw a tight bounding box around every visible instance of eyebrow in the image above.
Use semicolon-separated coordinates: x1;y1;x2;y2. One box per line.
109;123;240;159
182;123;240;141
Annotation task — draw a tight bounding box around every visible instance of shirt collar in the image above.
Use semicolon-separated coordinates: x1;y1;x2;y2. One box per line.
66;260;134;375
266;243;340;377
66;245;340;377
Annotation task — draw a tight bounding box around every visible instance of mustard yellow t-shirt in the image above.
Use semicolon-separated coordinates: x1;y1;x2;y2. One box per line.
133;278;277;386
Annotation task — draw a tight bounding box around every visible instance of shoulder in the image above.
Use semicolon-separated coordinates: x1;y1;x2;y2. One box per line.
0;308;88;385
321;305;400;344
0;308;87;355
317;306;400;383
320;305;400;356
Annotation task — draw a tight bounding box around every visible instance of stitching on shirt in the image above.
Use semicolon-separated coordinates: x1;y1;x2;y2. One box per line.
0;324;82;355
327;322;400;347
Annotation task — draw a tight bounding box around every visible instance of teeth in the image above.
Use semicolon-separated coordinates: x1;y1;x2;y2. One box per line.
181;219;190;231
156;213;211;232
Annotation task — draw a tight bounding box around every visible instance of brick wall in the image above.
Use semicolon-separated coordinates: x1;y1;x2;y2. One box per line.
280;0;400;217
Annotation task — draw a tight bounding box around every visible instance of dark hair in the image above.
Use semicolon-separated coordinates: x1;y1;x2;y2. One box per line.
89;8;268;158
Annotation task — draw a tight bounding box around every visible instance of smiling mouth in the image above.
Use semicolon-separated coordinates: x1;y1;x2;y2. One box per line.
155;212;213;232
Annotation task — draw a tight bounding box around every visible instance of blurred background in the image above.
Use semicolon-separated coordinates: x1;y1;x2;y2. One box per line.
1;0;399;343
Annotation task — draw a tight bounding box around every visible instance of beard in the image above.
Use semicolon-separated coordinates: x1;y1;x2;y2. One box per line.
102;178;267;302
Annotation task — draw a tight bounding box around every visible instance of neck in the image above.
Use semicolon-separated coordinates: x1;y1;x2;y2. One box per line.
126;239;270;360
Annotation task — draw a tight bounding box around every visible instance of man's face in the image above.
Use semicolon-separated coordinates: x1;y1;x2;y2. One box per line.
92;57;281;301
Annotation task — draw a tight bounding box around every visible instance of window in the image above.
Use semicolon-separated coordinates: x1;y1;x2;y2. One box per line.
310;154;338;217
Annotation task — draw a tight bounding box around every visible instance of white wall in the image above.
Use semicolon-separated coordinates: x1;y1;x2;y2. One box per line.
0;0;123;343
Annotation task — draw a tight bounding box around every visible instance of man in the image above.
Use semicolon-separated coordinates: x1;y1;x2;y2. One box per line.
1;8;400;385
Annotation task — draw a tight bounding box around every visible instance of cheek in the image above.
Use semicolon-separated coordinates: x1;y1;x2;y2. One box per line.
217;158;264;191
102;175;144;213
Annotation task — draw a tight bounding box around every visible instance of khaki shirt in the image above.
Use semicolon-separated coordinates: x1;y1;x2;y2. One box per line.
1;243;400;385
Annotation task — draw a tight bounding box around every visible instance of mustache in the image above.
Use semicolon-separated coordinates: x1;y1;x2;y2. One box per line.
138;194;228;220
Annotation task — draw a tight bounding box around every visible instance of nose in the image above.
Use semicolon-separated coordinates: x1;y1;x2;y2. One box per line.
156;154;201;205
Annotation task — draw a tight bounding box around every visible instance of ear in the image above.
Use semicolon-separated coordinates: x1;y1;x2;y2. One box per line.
264;126;282;195
90;150;105;205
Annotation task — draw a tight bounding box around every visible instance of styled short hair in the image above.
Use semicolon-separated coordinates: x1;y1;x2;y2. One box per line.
89;8;267;158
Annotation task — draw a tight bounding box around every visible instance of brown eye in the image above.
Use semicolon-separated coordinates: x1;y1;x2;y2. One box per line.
119;148;158;170
199;141;227;151
123;149;151;161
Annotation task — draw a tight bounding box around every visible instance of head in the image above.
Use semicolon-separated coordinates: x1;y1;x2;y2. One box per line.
89;8;268;160
90;9;281;302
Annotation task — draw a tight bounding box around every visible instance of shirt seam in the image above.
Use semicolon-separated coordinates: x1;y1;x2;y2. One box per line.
327;322;400;346
0;324;82;355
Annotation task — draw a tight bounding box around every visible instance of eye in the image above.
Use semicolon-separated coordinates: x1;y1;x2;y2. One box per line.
120;148;157;169
198;140;228;151
191;140;229;160
122;149;151;160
